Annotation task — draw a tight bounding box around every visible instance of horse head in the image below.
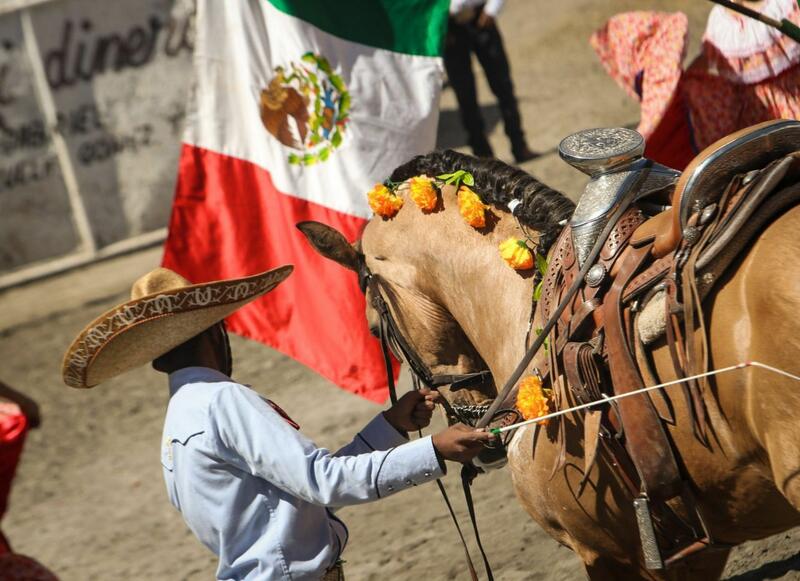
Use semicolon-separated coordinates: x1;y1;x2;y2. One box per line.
298;150;574;439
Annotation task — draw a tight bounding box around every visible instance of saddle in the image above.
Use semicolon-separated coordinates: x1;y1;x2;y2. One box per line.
520;120;800;569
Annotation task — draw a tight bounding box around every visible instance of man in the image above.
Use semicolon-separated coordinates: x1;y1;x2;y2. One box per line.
445;0;536;162
62;266;494;580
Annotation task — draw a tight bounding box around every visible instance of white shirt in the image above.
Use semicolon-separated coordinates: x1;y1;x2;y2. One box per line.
161;367;444;580
450;0;505;17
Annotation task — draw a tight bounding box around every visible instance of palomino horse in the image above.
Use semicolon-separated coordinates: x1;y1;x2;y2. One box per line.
299;147;800;580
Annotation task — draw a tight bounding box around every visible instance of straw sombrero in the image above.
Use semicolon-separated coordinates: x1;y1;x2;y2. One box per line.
62;265;293;389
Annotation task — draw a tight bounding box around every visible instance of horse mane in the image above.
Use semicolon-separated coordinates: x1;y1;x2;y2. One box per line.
389;149;575;251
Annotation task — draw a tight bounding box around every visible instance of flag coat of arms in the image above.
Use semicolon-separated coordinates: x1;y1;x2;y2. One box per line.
162;0;449;401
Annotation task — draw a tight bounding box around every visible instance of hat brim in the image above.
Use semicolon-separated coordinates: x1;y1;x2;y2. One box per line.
62;265;293;388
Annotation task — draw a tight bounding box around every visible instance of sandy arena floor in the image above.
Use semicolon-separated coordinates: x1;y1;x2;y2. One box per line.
1;1;799;579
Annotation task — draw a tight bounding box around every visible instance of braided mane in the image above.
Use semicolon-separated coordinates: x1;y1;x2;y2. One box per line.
389;149;575;251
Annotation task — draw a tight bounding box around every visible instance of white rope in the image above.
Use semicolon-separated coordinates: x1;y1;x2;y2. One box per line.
490;361;800;434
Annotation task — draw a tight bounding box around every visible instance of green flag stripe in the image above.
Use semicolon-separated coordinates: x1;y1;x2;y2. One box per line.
266;0;449;57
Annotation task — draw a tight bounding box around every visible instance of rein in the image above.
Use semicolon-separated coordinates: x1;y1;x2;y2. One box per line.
359;263;495;581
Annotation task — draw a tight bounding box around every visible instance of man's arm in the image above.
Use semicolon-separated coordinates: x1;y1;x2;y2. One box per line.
477;0;504;27
208;384;492;507
208;384;443;507
335;389;437;456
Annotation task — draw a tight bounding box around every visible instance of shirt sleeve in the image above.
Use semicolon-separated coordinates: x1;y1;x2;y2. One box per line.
334;412;407;456
207;384;444;507
483;0;505;17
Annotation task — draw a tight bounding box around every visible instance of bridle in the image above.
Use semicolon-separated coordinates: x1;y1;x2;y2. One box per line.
357;258;496;581
357;260;493;422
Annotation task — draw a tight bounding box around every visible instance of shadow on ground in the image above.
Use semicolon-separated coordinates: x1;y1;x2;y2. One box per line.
724;552;800;581
436;103;501;151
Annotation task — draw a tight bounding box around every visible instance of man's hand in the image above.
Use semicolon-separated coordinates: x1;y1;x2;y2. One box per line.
476;11;496;29
432;423;496;464
383;388;440;434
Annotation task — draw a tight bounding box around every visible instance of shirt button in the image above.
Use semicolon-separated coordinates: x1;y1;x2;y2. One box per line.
404;479;413;485
424;471;431;478
387;485;394;492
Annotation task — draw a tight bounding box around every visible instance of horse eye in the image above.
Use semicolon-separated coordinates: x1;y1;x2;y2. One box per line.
374;255;387;261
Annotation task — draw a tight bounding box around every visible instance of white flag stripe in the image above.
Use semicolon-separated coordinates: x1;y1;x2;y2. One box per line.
186;0;443;218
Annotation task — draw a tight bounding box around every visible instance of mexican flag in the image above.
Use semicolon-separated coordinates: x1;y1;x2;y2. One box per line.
162;0;449;401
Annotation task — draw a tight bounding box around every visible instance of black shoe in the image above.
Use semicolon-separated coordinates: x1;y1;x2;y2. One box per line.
513;146;539;163
471;142;495;158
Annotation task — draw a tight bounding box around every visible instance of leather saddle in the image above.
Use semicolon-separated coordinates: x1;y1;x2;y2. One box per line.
526;120;800;569
633;119;800;257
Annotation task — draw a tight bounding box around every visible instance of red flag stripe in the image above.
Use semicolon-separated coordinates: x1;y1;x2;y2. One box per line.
162;144;397;402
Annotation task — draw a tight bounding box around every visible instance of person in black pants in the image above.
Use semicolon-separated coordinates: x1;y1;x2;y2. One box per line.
444;2;536;162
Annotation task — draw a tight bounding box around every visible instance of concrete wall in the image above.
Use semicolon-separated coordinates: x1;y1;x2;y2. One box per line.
0;0;193;285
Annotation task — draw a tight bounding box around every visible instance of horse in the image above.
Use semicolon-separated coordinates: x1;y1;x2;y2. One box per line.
298;148;800;580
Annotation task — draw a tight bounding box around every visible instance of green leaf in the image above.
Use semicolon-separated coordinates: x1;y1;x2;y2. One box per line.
339;93;351;117
444;170;466;186
330;74;345;93
331;130;343;148
317;56;332;74
462;172;474;186
436;171;455;180
288;153;301;165
302;153;317;165
301;52;316;65
543;336;550;355
319;147;330;161
536;253;548;276
533;280;543;302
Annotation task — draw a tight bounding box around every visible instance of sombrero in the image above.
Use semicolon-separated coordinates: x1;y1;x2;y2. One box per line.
62;265;293;389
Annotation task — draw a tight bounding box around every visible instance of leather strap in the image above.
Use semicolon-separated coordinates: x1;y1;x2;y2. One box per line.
461;464;494;581
434;476;480;581
603;244;683;502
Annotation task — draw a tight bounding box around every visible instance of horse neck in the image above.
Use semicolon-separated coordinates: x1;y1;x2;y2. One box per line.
428;213;537;384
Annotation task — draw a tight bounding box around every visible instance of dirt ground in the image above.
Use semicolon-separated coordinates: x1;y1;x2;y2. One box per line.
1;1;799;579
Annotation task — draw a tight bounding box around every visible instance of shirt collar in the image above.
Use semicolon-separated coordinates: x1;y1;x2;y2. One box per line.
168;366;232;396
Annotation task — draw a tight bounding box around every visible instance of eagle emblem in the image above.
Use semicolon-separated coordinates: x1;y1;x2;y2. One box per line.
259;53;351;166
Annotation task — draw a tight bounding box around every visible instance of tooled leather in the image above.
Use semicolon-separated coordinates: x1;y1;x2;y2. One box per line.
600;208;646;262
540;228;573;323
623;254;674;303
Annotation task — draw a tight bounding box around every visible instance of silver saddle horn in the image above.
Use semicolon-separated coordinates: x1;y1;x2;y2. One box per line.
558;127;681;267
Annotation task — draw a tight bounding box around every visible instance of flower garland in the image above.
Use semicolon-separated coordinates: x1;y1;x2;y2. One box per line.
499;238;534;270
516;375;551;424
456;186;489;228
366;170;543;279
367;183;403;218
408;175;439;212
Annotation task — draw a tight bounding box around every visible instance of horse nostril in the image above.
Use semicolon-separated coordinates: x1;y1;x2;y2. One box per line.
369;324;380;338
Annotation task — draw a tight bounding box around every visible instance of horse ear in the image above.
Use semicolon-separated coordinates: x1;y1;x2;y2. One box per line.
296;221;361;272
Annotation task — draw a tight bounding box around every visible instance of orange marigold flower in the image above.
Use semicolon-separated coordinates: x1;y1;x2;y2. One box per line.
457;185;488;228
367;183;403;218
499;238;534;270
409;175;438;212
516;375;551;424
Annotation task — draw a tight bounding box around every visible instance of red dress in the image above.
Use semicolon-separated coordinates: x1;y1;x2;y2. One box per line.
0;404;59;579
592;1;800;170
0;404;28;554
